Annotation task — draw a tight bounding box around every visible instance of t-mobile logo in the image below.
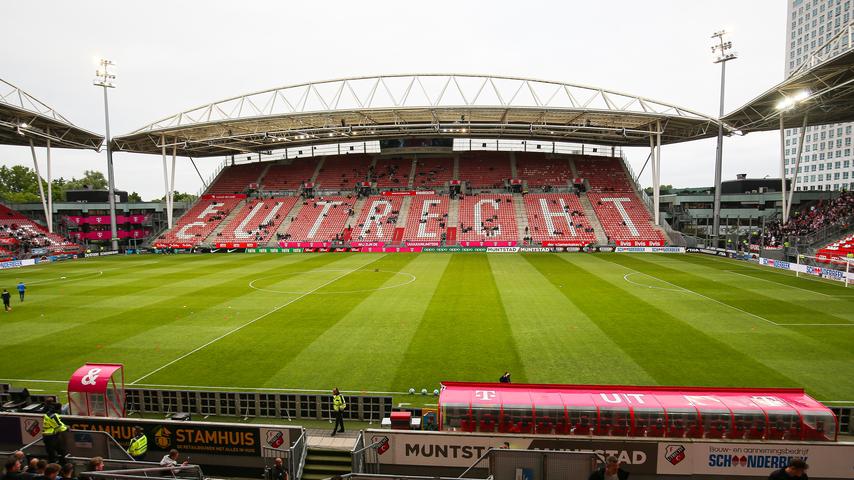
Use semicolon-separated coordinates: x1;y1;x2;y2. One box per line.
601;198;639;236
360;200;392;238
539;198;576;237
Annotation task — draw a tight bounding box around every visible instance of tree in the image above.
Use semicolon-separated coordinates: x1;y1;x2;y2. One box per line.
644;184;673;195
128;192;142;203
63;170;108;191
154;192;197;203
0;165;44;203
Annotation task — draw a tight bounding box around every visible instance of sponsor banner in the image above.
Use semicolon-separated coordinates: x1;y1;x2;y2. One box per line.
486;246;520;253
758;257;851;283
65;215;148;225
614;246;685;253
359;247;423;253
201;194;247;200
83;251;119;258
0;237;18;245
598;246;614;252
216;242;259;249
279;241;331;248
459;241;518;247
406;241;441;247
246;248;303;253
422;247;488;253
519;247;552;252
350;241;385;247
368;430;657;474
1;259;36;269
656;442;854;478
615;240;665;247
154;243;195;249
542;240;589;247
69;230;151;240
381;190;436;196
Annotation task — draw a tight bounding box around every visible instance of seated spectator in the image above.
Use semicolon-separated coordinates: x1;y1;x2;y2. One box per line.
159;450;187;468
57;464;75;480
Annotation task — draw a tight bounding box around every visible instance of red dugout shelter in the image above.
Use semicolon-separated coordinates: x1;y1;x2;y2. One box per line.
67;363;126;418
439;382;837;442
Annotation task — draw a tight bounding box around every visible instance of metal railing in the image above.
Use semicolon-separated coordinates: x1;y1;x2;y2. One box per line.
80;464;205;480
351;431;366;474
289;428;307;480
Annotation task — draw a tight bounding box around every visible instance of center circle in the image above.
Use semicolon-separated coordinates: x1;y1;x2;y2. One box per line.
248;268;416;295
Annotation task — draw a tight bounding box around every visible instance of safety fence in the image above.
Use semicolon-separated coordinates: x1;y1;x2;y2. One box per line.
125;387;393;422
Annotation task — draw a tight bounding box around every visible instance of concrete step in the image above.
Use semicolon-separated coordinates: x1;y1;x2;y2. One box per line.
579;194;609;245
394;196;414;244
267;200;306;246
202;198;249;244
447;196;460;228
513;193;529;243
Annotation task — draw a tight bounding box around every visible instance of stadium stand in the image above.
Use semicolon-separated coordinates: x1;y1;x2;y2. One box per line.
457;194;519;244
575;157;665;245
0;204;79;254
458;152;511;189
351;195;404;243
523;194;596;245
516;153;573;189
281;196;356;242
761;191;853;247
261;158;319;191
313;155;372;190
214;197;299;244
371;158;411;188
155;197;241;246
402;195;450;245
206;163;266;194
817;233;854;262
412;157;454;188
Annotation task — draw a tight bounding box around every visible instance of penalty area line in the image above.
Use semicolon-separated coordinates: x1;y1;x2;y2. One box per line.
129;258;385;385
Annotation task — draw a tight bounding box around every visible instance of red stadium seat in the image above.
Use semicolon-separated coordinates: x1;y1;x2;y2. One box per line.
457;194;518;244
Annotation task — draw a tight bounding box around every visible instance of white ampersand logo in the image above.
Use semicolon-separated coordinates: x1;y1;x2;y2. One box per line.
81;368;102;386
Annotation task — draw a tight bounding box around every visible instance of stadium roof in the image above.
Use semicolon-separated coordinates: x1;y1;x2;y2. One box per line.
113;74;730;157
0;78;103;150
723;22;854;133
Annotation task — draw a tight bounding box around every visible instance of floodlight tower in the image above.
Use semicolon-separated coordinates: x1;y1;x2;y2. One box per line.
93;59;119;252
710;30;736;245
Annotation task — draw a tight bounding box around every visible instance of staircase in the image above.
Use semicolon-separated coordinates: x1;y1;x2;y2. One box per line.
407;158;418;188
302;448;351;480
345;197;368;232
267;201;306;246
510;152;518;178
512;193;529;243
568;157;579;179
579;194;609;245
448;196;460;229
394;197;414;244
310;157;325;184
256;163;272;190
202;198;249;244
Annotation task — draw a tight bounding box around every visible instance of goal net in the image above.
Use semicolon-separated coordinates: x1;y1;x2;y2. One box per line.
796;254;853;286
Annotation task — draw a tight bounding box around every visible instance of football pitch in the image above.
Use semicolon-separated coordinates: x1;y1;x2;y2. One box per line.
0;252;852;407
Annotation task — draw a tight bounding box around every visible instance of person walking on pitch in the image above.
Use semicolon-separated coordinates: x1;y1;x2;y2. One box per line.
17;281;25;302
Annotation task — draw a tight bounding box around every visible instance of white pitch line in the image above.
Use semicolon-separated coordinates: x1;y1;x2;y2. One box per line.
699;254;851;291
723;269;834;298
130;258;385;385
623;270;778;326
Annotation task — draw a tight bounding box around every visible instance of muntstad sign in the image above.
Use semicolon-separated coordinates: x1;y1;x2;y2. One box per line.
367;430;658;474
368;430;854;478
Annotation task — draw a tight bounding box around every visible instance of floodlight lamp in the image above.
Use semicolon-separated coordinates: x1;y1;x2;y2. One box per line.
19;122;28;128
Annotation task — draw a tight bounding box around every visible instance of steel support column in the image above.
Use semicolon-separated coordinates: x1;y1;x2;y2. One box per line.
102;86;119;251
161;136;172;229
654;121;662;226
786;114;809;223
28;140;49;227
46;138;53;233
779;116;788;224
170;142;177;229
712;61;727;239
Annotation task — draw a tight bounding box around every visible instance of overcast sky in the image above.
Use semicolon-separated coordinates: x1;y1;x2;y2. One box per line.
1;0;786;200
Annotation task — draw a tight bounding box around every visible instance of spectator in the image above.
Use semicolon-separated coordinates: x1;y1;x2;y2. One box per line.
42;464;60;480
268;457;288;480
588;455;629;480
2;458;26;480
57;464;75;480
34;461;46;476
86;458;104;474
159;450;187;468
768;458;808;479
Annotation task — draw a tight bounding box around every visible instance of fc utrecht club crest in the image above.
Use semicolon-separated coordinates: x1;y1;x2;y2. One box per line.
24;419;40;436
664;445;686;465
266;430;284;449
153;426;172;449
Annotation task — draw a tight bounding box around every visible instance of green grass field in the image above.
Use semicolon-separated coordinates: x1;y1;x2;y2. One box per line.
0;252;852;408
